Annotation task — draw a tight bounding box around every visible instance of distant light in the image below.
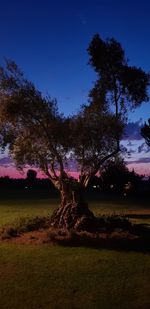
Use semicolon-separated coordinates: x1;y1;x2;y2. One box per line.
25;186;28;189
110;184;114;189
124;182;131;190
93;185;97;188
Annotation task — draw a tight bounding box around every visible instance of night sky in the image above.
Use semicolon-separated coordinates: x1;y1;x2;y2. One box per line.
0;0;150;177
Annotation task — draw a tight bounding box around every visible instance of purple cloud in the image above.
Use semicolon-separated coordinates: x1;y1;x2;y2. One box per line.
127;157;150;164
137;143;150;154
123;121;143;141
0;157;12;165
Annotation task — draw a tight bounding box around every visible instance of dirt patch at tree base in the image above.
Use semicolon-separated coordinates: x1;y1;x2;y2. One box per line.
0;228;141;248
1;230;49;245
0;214;150;251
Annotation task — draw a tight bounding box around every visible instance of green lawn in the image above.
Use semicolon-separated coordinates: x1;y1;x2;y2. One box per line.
0;196;150;226
0;197;150;309
0;198;57;226
0;244;150;309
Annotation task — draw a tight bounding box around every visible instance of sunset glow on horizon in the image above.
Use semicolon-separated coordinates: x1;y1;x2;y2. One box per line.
0;163;150;179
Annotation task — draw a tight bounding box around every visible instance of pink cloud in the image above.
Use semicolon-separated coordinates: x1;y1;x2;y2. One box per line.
127;163;150;176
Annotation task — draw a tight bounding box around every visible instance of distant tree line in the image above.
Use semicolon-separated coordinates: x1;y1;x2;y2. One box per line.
0;166;149;198
0;170;57;198
89;159;149;196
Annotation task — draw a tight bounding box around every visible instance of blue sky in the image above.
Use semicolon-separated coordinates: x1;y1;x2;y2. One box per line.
0;0;150;176
0;0;150;118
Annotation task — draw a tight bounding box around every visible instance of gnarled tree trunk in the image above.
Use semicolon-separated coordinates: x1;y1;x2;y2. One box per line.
50;180;95;231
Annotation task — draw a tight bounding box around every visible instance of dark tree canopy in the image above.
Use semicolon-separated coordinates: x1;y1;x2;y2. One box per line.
101;157;141;193
0;60;122;190
141;118;150;146
26;169;37;181
88;34;150;117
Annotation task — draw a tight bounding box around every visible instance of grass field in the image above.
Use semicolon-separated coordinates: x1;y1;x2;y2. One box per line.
0;196;150;226
0;196;150;309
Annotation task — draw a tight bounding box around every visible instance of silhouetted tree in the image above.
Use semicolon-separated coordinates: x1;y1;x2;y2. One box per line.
0;40;149;231
101;158;128;192
26;169;37;181
141;118;150;146
88;34;150;151
101;158;141;194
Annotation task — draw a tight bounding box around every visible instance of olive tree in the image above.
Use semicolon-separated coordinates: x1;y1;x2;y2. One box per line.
0;34;149;230
0;60;121;230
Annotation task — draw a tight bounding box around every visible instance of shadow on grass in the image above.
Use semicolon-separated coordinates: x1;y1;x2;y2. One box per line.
126;214;150;219
47;222;150;253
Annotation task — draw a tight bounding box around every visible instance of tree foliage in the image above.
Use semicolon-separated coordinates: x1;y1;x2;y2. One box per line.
0;34;149;195
26;169;37;181
0;60;122;192
88;34;149;120
101;157;141;193
141;118;150;146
